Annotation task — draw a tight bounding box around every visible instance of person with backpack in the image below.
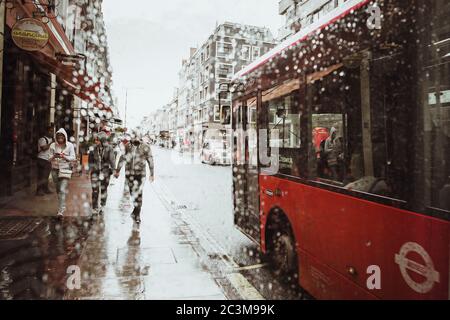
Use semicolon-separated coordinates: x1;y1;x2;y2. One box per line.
36;126;54;196
88;131;116;215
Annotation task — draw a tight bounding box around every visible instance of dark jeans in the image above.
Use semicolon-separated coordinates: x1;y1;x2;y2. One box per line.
91;170;112;209
126;174;145;215
37;158;52;193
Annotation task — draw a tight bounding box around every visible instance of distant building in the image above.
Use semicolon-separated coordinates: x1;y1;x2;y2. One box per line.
177;22;277;152
278;0;349;41
144;22;278;154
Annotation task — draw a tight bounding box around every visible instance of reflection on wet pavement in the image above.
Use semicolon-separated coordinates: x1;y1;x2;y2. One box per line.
0;217;91;299
64;174;226;300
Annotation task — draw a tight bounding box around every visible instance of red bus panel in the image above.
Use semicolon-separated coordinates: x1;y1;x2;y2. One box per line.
260;176;450;300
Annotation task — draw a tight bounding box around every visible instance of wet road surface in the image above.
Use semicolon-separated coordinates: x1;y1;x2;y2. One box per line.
153;148;306;300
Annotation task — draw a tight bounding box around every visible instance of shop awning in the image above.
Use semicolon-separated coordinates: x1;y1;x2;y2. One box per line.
6;1;113;114
31;52;112;112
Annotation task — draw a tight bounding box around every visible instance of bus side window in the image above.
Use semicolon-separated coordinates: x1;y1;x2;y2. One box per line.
307;61;395;197
307;67;349;185
417;2;450;213
263;87;305;178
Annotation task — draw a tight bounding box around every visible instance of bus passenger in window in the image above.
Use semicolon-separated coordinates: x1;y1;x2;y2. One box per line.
440;176;450;211
312;127;330;178
324;127;344;181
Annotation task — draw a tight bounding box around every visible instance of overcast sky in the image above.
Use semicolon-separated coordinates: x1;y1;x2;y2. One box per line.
102;0;283;129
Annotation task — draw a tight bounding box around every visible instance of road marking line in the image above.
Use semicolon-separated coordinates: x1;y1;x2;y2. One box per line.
234;263;268;272
227;273;265;300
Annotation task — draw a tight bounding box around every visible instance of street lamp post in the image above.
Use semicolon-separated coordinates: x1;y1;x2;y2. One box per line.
123;87;144;128
125;89;128;128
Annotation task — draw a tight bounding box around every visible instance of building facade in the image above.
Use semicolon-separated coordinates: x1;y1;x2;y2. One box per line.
278;0;349;40
0;0;116;199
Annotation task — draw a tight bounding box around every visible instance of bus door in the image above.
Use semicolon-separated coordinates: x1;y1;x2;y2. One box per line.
232;96;261;244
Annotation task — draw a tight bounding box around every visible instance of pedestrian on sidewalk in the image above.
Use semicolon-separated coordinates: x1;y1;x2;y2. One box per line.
118;133;131;201
49;128;76;218
36;125;54;196
89;131;116;215
115;129;154;223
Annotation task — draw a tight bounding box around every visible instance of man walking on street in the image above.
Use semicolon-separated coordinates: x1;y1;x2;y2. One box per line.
36;126;54;196
89;131;116;215
115;130;154;223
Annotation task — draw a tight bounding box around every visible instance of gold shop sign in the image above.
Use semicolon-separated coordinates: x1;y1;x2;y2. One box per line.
12;18;49;52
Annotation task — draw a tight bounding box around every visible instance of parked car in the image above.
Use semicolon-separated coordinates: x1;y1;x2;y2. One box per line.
201;140;231;166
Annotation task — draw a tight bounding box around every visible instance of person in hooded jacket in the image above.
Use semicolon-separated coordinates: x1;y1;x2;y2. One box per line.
115;130;154;223
89;131;116;215
36;125;54;196
324;126;344;181
49;128;76;217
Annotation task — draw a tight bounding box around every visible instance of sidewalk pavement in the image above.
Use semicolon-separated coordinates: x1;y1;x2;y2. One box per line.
0;168;227;300
0;174;92;217
65;174;227;300
0;173;93;299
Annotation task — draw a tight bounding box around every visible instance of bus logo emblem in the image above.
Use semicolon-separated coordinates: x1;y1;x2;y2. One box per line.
395;242;440;294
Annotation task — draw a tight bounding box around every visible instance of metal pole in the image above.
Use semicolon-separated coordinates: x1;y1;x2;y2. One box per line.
360;51;374;177
123;87;144;129
0;0;5;135
50;73;56;125
124;89;128;128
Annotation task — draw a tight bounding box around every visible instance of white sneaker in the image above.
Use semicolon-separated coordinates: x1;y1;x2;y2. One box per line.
57;210;64;218
92;208;100;215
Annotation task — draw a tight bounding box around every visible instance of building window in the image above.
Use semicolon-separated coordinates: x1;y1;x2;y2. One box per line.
218;91;231;101
216;41;234;58
248;106;257;124
205;45;210;61
214;105;221;122
204;86;209;100
252;46;261;60
203;107;209;122
241;45;251;61
313;10;321;23
205;66;209;83
217;63;234;79
213;105;230;123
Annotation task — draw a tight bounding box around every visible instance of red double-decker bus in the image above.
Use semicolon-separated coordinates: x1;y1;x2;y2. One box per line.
229;0;450;299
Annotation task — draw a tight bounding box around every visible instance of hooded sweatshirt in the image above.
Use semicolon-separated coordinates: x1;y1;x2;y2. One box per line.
49;128;76;170
88;132;116;173
324;127;343;166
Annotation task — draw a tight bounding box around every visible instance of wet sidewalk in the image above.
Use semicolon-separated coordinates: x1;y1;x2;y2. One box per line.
0;174;92;218
0;173;93;299
65;174;227;300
